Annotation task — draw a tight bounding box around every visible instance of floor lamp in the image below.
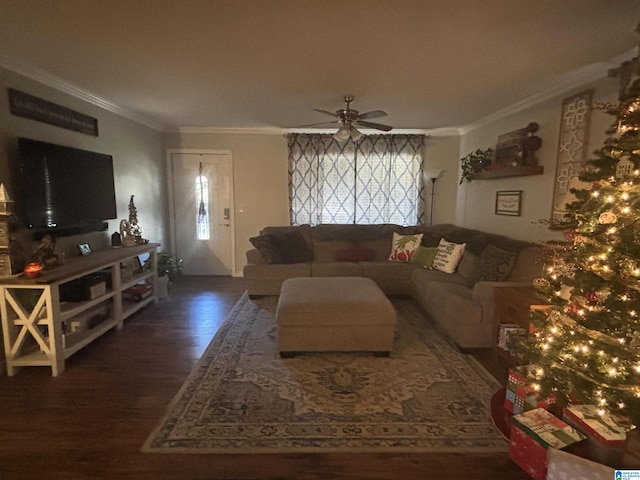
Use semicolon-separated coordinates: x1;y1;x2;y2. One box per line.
424;169;443;226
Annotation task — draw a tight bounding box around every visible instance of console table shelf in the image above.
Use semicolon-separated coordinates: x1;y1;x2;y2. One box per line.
0;243;159;376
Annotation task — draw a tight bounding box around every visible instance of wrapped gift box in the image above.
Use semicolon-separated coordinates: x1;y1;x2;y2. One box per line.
509;408;586;480
504;366;556;414
563;404;635;466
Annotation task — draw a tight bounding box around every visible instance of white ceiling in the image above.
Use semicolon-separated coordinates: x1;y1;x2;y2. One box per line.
1;1;639;133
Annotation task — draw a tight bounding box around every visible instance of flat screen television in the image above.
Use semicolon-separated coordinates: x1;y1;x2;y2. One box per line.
11;137;117;235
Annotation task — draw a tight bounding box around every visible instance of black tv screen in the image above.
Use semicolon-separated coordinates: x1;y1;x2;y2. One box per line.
12;137;117;232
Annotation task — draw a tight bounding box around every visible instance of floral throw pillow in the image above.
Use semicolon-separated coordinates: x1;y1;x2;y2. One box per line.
388;232;423;262
432;238;466;273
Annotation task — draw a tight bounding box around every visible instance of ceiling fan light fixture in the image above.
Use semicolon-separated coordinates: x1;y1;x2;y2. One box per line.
333;125;351;142
333;123;365;142
349;126;364;141
308;96;391;139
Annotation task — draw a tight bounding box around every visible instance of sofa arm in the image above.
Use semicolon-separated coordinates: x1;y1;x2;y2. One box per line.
246;248;265;265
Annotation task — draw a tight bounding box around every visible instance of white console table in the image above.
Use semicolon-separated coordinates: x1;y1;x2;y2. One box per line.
0;243;159;376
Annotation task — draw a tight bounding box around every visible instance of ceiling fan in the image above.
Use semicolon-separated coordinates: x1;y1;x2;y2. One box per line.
302;95;392;142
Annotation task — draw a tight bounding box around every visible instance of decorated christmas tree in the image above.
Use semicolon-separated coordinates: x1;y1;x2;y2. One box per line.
520;31;640;426
128;194;142;240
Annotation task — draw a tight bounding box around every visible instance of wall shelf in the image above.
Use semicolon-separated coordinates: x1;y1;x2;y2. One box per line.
473;165;544;180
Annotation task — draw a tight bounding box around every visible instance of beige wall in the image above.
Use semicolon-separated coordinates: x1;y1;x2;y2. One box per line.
0;66;167;261
166;74;622;274
0;64;624;276
454;75;620;244
163;133;449;275
423;135;460;226
163;132;289;276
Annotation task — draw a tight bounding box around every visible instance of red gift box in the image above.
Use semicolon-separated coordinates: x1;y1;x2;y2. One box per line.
504;366;556;414
563;404;634;466
509;408;586;480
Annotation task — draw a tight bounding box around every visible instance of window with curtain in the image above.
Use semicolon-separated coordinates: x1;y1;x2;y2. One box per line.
288;134;425;226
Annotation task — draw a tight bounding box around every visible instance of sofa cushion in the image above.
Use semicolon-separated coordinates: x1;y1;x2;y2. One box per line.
411;266;473;289
311;261;363;277
335;247;376;262
457;251;479;281
475;244;517;282
410;246;438;267
388;232;423;262
360;261;418;295
313;239;354;262
432;239;466;273
355;237;392;261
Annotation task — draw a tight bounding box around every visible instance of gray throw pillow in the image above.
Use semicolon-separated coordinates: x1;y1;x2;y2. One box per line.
250;234;283;264
250;231;314;264
475;245;517;282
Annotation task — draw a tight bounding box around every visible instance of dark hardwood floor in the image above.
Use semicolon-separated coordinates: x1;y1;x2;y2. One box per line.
0;276;528;480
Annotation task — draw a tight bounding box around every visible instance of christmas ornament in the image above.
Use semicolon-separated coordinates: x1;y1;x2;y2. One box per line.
585;291;598;304
616;157;634;178
599;212;618;224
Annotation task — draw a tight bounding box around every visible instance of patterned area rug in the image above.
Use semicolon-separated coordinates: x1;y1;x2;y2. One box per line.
142;292;508;454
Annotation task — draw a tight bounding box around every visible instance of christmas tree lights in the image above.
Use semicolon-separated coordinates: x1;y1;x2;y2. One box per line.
519;28;640;425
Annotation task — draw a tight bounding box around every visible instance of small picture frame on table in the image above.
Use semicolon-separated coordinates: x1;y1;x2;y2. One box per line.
78;243;92;256
495;190;522;216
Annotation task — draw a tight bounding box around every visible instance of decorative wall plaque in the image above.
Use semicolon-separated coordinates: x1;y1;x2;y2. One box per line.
550;89;594;226
495;190;522;216
8;88;99;136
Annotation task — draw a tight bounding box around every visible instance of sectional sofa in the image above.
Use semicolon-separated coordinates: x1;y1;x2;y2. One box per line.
244;223;545;349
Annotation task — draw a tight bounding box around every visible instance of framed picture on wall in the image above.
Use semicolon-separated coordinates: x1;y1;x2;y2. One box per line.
495;190;522;216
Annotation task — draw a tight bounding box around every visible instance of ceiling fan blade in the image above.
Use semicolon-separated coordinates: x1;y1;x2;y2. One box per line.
313;109;338;118
356;110;387;120
298;121;339;128
355;120;392;132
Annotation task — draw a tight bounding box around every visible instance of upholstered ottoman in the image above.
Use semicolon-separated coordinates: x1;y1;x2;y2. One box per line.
276;277;396;356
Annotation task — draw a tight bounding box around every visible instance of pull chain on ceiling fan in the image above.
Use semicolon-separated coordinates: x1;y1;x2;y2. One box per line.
300;95;392;142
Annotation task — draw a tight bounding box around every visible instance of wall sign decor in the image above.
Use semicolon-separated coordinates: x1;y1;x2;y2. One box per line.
495;190;522;216
8;88;99;136
550;89;593;227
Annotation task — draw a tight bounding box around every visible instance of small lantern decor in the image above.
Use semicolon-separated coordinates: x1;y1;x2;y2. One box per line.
0;183;14;216
0;182;14;276
24;262;43;279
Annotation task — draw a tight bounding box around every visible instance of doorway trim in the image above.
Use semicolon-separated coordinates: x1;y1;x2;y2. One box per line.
166;149;236;276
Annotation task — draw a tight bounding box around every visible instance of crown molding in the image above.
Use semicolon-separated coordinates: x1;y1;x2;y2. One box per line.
0;54;165;131
176;126;445;136
460;47;638;134
176;126;286;135
3;47;635;138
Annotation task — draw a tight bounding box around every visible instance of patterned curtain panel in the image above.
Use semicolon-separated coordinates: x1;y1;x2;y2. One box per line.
288;134;425;226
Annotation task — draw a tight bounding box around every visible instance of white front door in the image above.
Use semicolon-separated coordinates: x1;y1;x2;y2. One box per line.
169;151;233;276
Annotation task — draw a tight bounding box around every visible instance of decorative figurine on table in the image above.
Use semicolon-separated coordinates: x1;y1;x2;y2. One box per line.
119;219;136;247
32;234;59;269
